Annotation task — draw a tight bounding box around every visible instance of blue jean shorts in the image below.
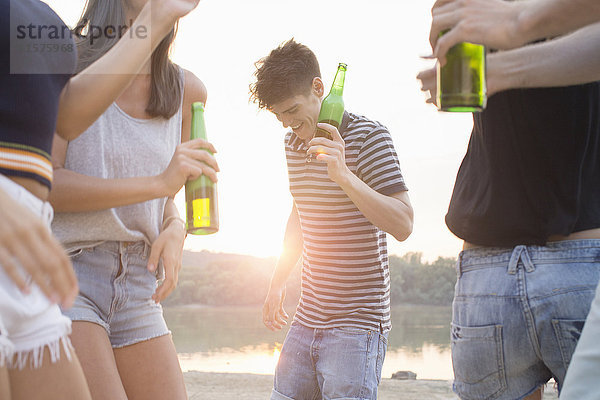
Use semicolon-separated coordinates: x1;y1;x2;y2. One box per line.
451;240;600;400
62;241;169;348
271;321;388;400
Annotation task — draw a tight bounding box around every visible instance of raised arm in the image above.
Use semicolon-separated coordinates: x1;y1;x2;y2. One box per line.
307;123;414;242
429;0;600;64
417;23;600;105
49;134;217;212
56;0;200;140
486;23;600;94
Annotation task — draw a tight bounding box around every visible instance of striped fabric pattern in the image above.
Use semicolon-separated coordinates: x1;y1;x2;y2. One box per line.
0;141;52;187
285;112;407;332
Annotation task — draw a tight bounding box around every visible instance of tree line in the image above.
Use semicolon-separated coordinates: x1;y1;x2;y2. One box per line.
163;251;458;307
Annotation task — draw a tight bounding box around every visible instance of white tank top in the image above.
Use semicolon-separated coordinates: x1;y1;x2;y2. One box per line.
52;69;184;252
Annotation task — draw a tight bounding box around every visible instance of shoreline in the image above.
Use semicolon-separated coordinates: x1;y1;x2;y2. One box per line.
184;371;559;400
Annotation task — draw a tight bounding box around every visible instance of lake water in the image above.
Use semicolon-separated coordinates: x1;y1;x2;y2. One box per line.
164;304;453;380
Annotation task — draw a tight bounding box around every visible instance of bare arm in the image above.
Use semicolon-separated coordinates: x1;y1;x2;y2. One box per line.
49;135;217;212
429;0;600;64
144;71;208;303
417;23;600;104
51;70;214;212
262;204;303;331
487;23;600;94
146;197;187;303
308;123;414;242
56;0;200;140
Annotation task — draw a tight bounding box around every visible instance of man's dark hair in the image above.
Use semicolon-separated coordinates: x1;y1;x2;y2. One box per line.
249;39;321;110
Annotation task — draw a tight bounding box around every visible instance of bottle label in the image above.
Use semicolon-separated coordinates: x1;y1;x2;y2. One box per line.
192;198;211;227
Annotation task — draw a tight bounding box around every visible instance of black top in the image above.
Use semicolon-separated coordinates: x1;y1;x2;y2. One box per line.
0;0;76;188
446;83;600;247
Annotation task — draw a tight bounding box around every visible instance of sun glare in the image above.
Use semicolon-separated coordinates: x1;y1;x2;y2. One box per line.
178;343;283;375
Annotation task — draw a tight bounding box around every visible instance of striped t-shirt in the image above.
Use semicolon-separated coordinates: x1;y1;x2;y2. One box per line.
285;111;408;332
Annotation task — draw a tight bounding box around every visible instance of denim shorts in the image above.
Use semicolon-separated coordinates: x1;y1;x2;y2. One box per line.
271;321;388;400
0;174;73;369
62;241;169;348
451;240;600;400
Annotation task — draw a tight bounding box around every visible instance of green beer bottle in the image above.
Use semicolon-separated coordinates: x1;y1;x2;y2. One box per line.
185;102;219;235
315;63;347;139
437;38;486;112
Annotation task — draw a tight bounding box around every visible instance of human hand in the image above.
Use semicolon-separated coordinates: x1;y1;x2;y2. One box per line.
416;65;438;107
417;58;504;102
0;190;77;308
262;284;289;331
307;123;351;185
147;217;186;303
159;138;219;198
429;0;524;65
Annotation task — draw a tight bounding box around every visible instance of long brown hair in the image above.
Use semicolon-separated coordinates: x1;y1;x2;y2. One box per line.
74;0;182;119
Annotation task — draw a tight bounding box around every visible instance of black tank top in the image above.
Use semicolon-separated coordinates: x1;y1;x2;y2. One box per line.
446;83;600;247
0;0;76;188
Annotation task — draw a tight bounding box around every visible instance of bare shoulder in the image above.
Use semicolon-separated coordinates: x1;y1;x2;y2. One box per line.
181;69;207;141
182;69;207;112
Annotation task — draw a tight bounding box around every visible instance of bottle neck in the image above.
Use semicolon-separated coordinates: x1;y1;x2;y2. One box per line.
191;111;208;141
329;68;346;97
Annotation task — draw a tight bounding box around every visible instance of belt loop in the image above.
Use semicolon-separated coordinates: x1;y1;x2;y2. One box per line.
456;251;463;278
508;245;524;275
521;247;536;273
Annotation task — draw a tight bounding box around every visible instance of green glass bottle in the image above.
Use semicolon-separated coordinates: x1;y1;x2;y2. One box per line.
185;102;219;235
437;39;486;112
315;63;347;139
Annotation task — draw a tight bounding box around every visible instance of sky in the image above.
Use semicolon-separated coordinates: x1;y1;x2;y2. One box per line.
45;0;475;261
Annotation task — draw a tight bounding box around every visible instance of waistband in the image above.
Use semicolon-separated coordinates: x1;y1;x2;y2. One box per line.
0;173;53;225
458;240;600;275
85;241;151;257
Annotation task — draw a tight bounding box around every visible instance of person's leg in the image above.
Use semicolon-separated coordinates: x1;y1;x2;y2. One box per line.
105;242;185;400
8;341;91;400
71;321;127;400
315;327;387;400
113;334;186;400
272;322;321;400
0;366;10;400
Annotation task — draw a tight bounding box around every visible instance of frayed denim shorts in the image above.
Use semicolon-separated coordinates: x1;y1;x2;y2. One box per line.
271;321;388;400
451;240;600;400
62;241;169;348
0;174;73;370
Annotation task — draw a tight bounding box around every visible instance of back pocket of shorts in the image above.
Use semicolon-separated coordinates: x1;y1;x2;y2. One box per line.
451;323;507;400
552;318;586;370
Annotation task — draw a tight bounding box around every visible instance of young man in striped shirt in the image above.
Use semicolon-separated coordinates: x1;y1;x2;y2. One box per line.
250;39;413;400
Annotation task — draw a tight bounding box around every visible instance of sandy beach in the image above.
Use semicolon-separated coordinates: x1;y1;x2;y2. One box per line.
184;372;559;400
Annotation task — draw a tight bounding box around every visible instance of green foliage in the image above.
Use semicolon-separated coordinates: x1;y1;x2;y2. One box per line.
389;252;457;306
164;250;457;307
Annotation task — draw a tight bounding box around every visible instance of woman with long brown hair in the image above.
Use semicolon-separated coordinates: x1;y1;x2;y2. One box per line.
48;1;216;399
